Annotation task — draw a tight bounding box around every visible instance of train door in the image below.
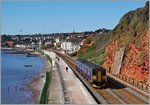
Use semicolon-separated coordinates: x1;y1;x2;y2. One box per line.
97;70;102;86
92;69;97;87
92;69;102;88
101;69;107;83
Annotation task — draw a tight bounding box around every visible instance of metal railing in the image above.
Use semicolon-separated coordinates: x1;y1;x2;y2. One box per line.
115;73;149;92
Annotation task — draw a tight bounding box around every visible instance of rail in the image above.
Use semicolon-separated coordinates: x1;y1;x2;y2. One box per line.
53;50;109;104
51;49;149;104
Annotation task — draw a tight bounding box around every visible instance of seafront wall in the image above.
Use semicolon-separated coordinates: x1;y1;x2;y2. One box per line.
39;51;52;104
42;50;97;104
43;50;65;104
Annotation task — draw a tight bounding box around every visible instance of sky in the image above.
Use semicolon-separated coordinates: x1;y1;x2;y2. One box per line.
1;0;147;35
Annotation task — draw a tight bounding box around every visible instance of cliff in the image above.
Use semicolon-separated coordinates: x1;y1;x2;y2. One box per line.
103;2;149;84
77;2;149;84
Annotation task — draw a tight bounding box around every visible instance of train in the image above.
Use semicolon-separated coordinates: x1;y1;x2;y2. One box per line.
76;58;107;88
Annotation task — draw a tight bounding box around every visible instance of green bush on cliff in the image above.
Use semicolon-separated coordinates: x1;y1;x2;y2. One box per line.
94;48;107;66
85;37;92;44
78;43;96;59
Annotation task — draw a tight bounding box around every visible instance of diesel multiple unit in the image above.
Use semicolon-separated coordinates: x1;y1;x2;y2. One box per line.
76;58;107;88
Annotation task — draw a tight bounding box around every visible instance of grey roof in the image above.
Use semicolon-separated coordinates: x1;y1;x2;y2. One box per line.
76;58;102;70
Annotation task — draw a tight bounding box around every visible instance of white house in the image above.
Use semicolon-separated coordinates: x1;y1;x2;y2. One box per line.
15;44;26;48
45;42;52;46
55;38;60;43
61;42;72;51
60;40;82;54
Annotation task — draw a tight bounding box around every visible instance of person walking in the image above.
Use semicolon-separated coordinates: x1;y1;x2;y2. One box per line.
66;67;68;72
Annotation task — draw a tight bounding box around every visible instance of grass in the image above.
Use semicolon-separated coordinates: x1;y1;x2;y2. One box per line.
77;33;110;66
87;43;96;51
40;71;51;104
40;54;52;104
114;33;120;43
45;54;52;65
83;50;95;59
78;43;96;59
94;48;107;66
85;37;92;44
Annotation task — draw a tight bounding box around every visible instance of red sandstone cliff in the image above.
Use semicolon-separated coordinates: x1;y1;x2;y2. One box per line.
103;2;149;84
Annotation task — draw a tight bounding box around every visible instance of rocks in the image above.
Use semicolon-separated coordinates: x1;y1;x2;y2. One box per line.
103;2;149;84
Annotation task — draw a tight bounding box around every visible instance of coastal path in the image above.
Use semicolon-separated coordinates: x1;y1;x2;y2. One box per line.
43;50;97;104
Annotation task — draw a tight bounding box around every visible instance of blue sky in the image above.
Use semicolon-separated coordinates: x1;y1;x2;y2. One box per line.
1;0;147;35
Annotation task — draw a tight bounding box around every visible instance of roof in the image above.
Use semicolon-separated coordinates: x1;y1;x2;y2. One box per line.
76;58;102;70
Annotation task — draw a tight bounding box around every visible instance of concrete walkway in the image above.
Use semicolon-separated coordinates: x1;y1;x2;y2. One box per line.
44;50;64;104
48;61;64;104
44;50;96;104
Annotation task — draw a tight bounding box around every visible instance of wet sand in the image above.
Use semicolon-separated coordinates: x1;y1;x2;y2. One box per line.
27;75;44;104
27;54;50;104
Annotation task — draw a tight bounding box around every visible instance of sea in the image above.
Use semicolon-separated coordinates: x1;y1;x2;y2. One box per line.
1;49;45;104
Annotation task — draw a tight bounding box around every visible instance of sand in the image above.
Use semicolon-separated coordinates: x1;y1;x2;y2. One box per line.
27;75;45;104
27;54;50;104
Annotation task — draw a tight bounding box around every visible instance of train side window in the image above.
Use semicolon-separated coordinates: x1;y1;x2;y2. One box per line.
87;69;90;76
82;65;84;71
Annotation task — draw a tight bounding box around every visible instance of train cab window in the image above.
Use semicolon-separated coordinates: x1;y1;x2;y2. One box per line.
101;69;106;75
92;69;97;81
92;70;96;75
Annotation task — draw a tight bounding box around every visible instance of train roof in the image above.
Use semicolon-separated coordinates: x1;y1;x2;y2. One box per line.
76;58;105;70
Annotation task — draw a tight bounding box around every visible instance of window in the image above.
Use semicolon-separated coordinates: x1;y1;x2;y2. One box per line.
93;70;96;75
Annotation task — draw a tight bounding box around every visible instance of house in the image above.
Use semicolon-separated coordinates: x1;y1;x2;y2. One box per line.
60;38;83;54
15;44;26;48
45;42;52;46
55;38;60;43
61;41;72;51
5;41;14;47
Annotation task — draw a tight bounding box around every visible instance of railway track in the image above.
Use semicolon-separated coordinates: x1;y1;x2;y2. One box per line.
97;89;121;104
50;50;149;104
107;78;149;104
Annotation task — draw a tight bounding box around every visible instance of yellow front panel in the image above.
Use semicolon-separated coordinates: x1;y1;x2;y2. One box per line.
102;75;107;83
98;71;101;81
93;76;96;80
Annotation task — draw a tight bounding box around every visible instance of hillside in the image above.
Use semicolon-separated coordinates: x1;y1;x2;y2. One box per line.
77;2;149;84
77;30;112;65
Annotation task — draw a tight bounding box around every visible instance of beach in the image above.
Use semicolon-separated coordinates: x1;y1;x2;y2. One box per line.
1;49;45;104
27;54;51;104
